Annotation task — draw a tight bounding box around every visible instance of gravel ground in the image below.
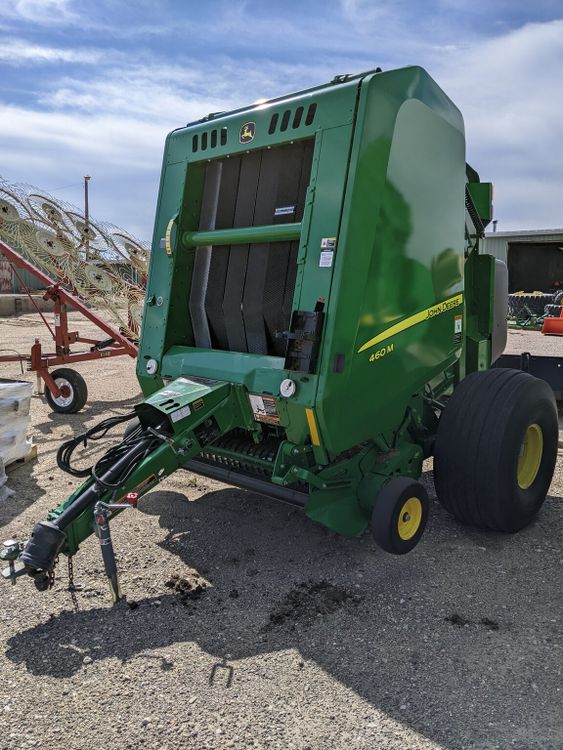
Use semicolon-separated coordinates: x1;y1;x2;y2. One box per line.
505;327;563;357
0;313;561;750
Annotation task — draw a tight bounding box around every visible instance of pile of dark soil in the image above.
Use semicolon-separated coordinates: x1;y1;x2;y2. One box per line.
266;579;363;630
165;572;207;603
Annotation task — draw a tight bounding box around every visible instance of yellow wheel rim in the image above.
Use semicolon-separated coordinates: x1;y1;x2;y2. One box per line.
397;497;423;541
517;423;543;490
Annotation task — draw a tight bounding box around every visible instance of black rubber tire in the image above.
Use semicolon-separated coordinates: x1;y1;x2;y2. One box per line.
44;368;88;414
553;290;563;306
544;303;562;317
434;368;558;532
507;293;553;319
371;477;429;555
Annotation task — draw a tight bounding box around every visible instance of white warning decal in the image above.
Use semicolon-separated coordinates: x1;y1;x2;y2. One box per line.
171;404;191;423
319;237;336;268
454;314;463;344
248;394;280;424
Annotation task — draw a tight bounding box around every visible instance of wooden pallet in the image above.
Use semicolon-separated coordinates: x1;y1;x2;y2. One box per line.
5;443;37;474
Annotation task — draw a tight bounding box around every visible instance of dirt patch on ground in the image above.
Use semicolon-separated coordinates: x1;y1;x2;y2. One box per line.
445;612;501;631
165;571;207;603
266;580;363;630
445;612;469;627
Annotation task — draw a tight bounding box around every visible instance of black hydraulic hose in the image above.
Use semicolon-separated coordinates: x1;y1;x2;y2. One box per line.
53;436;155;530
20;432;160;574
57;411;140;477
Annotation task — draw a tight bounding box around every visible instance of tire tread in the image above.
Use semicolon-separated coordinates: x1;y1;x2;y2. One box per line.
434;368;557;532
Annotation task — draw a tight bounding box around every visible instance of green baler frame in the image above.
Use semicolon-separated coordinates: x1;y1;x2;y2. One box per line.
135;66;495;534
2;66;502;595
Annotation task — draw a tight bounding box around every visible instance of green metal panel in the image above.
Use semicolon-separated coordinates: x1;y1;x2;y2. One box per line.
137;73;362;413
3;67;515;595
129;66;493;534
314;70;466;456
467;182;493;225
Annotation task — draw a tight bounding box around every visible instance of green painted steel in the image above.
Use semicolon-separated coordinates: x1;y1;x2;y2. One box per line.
45;376;251;557
22;66;499;559
183;222;301;247
137;66;494;534
133;65;487;535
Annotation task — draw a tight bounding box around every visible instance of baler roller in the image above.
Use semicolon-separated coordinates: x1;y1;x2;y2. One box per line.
183;221;301;248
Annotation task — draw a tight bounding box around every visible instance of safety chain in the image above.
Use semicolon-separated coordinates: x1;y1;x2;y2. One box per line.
48;555;59;589
68;555;79;611
68;555;75;589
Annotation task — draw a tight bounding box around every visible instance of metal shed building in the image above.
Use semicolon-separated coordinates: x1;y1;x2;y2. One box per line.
483;228;563;293
0;258;47;294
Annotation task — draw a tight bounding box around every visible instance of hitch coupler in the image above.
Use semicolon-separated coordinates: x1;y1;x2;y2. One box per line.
19;437;154;580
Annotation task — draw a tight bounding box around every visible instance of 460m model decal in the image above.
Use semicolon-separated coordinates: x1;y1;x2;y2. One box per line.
358;294;463;354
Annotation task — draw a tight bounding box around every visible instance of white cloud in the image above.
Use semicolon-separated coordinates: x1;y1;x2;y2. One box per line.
341;0;406;23
39;59;332;123
430;19;563;229
0;102;166;238
0;103;164;167
0;38;102;64
0;0;77;25
0;7;561;238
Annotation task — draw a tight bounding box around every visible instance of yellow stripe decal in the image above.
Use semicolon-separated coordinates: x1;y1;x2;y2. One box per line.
305;408;321;447
357;293;463;354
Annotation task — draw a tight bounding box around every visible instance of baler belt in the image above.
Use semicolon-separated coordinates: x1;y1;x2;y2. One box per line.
190;161;222;348
196;139;314;356
243;148;282;354
223;151;261;353
266;142;313;356
205;157;241;350
280;144;313;353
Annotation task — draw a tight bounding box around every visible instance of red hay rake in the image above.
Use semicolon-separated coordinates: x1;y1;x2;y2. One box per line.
0;240;138;413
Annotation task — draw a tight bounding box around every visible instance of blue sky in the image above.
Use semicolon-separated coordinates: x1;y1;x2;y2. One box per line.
0;0;561;240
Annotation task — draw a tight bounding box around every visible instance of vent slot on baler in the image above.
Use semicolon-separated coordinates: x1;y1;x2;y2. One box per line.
189;139;314;357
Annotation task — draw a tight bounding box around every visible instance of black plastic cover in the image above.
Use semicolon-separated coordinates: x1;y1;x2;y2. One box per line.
283;310;325;373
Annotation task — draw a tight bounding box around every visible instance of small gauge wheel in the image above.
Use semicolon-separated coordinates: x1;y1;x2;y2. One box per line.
371;477;429;554
44;368;88;414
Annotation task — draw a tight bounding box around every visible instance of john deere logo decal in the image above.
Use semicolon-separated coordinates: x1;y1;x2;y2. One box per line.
239;121;256;144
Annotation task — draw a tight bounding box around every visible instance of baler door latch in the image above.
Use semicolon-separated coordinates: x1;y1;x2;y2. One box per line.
281;310;325;374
